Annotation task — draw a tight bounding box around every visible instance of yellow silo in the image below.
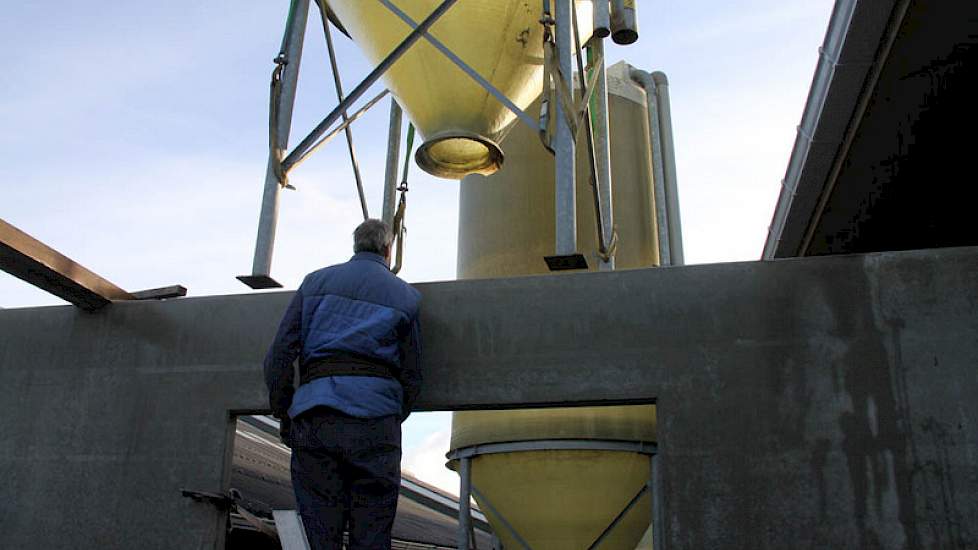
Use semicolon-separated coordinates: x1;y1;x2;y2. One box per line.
322;3;660;546
325;0;593;179
450;63;660;550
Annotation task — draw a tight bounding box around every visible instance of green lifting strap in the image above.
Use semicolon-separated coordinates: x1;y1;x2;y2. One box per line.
401;124;415;188
391;124;415;275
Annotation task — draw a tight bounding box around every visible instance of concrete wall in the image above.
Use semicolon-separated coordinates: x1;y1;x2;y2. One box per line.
1;246;976;548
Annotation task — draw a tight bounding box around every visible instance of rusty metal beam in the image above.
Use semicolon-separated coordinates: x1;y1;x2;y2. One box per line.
0;218;134;311
130;285;188;301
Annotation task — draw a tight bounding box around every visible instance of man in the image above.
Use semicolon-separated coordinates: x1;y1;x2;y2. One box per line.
264;219;422;550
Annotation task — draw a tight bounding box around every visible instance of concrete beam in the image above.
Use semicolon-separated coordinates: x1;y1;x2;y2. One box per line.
1;246;976;548
0;218;133;310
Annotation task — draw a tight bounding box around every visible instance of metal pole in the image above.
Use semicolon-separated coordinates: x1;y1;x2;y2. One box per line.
554;0;577;256
283;0;460;171
319;0;369;219
458;457;472;550
249;0;310;283
651;452;665;550
653;71;684;265
382;100;403;227
591;40;614;271
630;69;671;266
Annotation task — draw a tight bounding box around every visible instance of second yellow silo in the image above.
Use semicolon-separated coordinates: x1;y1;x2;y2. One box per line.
451;63;660;550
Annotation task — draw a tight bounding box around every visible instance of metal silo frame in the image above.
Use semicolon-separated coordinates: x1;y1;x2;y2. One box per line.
447;440;660;550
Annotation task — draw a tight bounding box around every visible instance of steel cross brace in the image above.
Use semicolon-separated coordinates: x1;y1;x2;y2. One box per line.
586;484;650;550
376;0;538;130
281;0;461;172
285;88;391;171
470;485;535;550
316;0;369;220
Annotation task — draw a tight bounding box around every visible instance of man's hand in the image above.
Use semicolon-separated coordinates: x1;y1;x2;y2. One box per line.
278;416;293;448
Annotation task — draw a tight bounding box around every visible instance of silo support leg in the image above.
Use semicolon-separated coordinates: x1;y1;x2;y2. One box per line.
240;0;310;289
382;100;403;228
459;457;472;550
555;0;577;259
651;452;665;550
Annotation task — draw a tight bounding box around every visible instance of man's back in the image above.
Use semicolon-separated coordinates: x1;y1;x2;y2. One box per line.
299;252;420;370
264;251;422;422
263;219;423;550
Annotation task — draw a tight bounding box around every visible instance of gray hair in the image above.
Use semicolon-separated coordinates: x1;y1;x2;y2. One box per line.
353;219;393;254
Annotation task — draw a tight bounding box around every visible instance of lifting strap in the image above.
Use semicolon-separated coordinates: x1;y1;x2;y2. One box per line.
391;124;415;275
268;0;301;191
538;11;603;154
269;54;292;190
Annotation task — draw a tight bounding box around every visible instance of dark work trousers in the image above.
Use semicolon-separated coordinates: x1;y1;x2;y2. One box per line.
289;407;402;550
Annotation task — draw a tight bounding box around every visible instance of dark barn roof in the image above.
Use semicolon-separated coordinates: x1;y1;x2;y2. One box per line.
765;0;978;258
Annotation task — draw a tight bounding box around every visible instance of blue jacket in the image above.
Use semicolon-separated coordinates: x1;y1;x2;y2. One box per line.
264;252;422;421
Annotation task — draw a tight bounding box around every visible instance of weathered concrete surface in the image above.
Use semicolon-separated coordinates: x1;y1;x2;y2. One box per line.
1;246;976;548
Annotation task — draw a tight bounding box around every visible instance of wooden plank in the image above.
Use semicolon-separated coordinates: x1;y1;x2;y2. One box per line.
0;218;133;311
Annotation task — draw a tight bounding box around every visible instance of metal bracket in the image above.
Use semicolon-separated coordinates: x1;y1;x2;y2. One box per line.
181;488;232;509
544;253;589;271
130;285;188;300
236;274;284;290
181;488;278;539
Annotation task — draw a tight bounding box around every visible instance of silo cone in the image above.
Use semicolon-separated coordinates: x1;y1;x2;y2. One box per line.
450;63;660;550
325;1;593;179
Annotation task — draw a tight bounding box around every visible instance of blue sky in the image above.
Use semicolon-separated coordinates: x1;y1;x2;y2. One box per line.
0;0;834;491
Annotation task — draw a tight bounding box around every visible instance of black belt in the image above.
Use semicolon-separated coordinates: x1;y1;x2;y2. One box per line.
300;354;395;386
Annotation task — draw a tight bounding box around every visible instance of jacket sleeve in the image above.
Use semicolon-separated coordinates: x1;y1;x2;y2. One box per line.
398;314;423;422
264;287;304;419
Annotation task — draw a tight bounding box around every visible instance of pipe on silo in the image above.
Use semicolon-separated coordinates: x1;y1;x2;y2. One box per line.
630;68;671;266
610;0;638;45
594;0;611;38
652;71;684;265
